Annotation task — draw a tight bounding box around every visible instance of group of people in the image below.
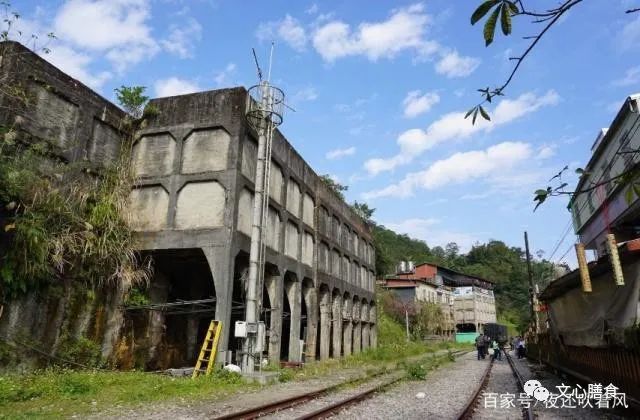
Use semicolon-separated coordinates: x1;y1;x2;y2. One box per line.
475;334;526;361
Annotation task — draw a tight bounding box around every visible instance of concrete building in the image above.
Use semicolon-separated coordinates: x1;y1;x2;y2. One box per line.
570;94;640;254
381;262;495;335
0;41;376;369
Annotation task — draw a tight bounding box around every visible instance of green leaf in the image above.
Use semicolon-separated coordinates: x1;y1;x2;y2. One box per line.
472;107;479;124
626;186;634;204
575;168;584;175
479;105;491;121
500;3;512;36
507;1;519;15
633;183;640;200
464;106;476;119
534;189;548;196
484;6;501;46
471;0;500;25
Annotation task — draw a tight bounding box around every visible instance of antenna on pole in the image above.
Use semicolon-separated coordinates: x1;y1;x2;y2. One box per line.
241;45;285;374
251;48;263;82
267;42;274;82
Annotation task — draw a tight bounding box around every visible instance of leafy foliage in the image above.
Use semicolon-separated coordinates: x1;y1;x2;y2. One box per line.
471;0;518;46
114;86;149;119
319;174;348;200
351;201;375;222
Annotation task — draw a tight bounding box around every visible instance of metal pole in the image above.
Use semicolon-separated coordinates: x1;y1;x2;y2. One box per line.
242;84;270;373
524;231;537;333
405;308;410;341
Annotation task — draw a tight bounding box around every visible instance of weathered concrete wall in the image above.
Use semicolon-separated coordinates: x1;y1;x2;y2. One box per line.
0;42;377;370
0;41;131;368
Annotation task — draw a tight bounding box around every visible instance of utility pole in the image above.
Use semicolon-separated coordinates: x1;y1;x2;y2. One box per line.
523;231;539;334
242;46;284;373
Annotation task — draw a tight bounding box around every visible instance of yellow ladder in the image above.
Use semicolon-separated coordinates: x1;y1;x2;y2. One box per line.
192;320;222;379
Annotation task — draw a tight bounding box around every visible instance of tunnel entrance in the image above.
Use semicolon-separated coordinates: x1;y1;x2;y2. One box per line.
122;248;216;371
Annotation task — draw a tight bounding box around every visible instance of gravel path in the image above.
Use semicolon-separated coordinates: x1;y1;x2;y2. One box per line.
90;349;461;419
508;350;630;419
333;351;489;419
474;357;521;419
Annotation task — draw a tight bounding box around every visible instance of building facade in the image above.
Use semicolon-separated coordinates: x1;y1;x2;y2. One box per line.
0;41;376;369
570;94;640;254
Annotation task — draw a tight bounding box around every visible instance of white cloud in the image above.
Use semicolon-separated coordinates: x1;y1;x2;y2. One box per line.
536;145;556;160
326;146;356;160
618;14;640;50
256;15;307;51
383;218;478;252
161;18;203;58
435;50;480;78
364;90;560;175
363;141;533;199
402;90;440;118
154;77;201;97
312;3;437;62
214;63;237;86
292;86;318;102
54;0;159;72
306;3;319;15
46;45;112;89
613;65;640;86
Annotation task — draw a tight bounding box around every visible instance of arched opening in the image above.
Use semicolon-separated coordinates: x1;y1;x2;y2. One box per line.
123;248;216;370
361;298;370;351
369;301;377;349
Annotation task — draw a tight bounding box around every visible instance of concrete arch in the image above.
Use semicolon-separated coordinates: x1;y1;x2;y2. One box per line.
318;284;331;360
352;297;361;354
331;289;342;358
342;292;353;357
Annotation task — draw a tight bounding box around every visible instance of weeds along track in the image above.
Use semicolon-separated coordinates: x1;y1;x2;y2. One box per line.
213;349;469;420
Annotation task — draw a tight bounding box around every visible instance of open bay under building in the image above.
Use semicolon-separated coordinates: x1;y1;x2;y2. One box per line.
0;41;377;369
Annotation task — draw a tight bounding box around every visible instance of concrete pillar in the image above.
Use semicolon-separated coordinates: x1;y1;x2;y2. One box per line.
342;298;352;357
265;272;283;364
203;246;232;365
352;300;361;354
303;283;318;361
331;293;342;358
286;279;301;362
370;323;377;348
319;289;331;360
361;303;369;351
148;269;169;364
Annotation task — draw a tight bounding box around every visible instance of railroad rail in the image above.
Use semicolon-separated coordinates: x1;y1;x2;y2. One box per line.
454;357;494;420
455;349;534;420
213;349;469;420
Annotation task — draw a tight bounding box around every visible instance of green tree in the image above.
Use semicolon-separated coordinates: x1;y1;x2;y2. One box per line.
319;174;348;200
352;201;375;222
114;86;149;119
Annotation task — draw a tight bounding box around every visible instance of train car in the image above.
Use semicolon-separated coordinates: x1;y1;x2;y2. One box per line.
483;323;507;341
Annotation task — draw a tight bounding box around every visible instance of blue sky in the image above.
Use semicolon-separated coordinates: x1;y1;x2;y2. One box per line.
12;0;640;266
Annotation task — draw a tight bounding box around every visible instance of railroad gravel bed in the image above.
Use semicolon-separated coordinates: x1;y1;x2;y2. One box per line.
90;349;460;419
474;357;521;419
260;371;404;420
509;351;628;419
333;351;489;419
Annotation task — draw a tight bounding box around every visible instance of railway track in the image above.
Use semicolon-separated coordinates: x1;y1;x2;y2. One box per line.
213;349;469;420
455;349;533;420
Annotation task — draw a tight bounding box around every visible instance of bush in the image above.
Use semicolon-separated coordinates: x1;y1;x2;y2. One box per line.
55;336;104;369
278;369;294;382
405;362;427;380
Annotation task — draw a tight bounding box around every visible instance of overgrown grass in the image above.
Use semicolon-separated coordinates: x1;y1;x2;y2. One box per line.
0;368;250;418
